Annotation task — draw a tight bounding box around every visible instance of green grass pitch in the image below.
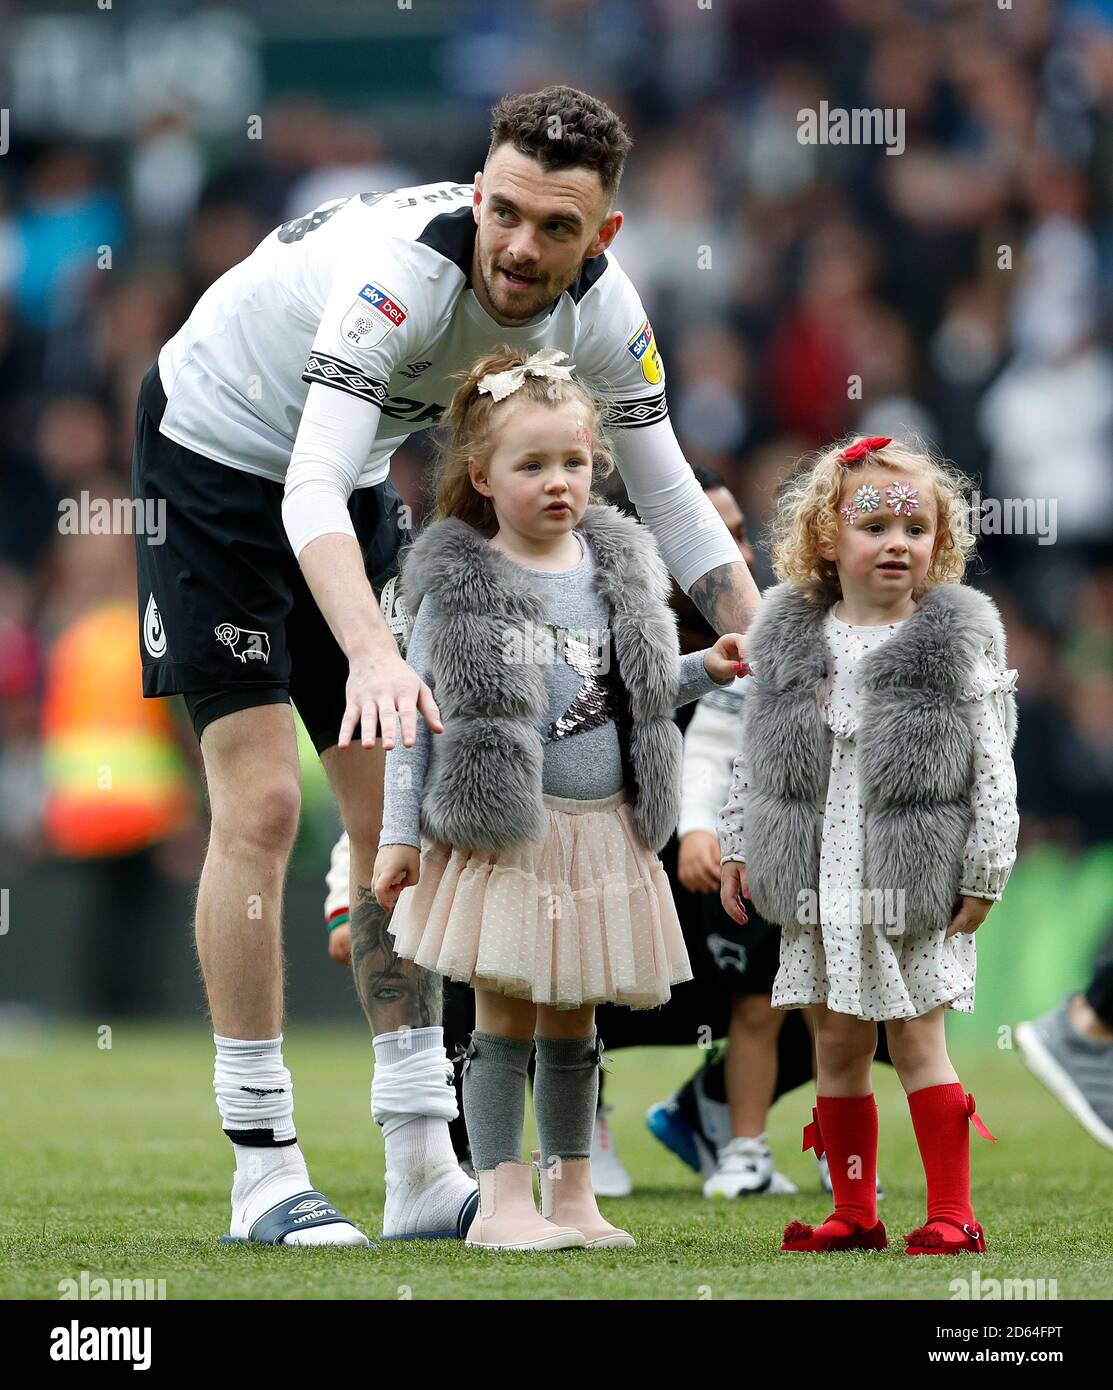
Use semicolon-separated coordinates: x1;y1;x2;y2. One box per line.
3;1025;1111;1300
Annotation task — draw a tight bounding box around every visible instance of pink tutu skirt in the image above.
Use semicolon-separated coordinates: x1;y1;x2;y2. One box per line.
388;789;693;1010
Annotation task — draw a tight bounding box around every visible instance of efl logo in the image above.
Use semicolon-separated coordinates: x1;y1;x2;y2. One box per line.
359;283;407;327
342;283;408;347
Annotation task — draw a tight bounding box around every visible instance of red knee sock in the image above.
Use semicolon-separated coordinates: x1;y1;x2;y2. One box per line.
811;1093;879;1229
907;1083;988;1227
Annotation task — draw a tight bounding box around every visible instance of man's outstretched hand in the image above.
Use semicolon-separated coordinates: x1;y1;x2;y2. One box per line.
295;532;442;751
338;649;443;750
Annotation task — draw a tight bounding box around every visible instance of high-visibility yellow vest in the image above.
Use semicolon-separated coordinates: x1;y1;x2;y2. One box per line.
42;601;194;856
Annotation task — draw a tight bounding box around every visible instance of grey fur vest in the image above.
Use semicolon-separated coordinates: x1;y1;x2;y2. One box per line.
743;582;1017;938
399;504;685;854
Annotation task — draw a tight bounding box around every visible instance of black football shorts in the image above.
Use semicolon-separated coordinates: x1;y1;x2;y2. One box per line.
694;880;782;996
132;362;408;752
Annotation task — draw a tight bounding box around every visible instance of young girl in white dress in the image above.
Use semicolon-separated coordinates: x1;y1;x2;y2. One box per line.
718;435;1019;1254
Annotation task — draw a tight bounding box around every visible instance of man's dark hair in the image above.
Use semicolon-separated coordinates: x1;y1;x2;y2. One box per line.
691;462;727;492
487;85;633;212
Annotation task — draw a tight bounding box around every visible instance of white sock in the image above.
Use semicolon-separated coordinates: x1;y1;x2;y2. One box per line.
229;1143;368;1246
215;1035;367;1245
213;1034;296;1143
371;1026;459;1143
380;1119;478;1239
372;1027;476;1238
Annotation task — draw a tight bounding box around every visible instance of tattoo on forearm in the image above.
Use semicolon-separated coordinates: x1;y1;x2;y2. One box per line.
688;561;759;635
350;885;441;1032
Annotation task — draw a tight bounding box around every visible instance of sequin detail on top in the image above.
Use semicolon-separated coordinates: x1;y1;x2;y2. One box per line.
543;624;616;743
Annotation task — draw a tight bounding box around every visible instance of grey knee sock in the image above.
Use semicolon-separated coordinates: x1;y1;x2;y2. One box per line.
461;1031;533;1172
533;1031;600;1167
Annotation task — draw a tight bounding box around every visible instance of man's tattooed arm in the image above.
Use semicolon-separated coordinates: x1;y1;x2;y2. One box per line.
687;560;761;637
350;883;441;1032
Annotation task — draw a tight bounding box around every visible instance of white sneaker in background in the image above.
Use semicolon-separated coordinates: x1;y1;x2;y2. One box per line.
591;1105;633;1197
702;1136;776;1197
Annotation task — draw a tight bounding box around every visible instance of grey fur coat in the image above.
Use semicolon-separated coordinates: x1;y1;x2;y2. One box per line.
399;504;686;854
742;582;1018;938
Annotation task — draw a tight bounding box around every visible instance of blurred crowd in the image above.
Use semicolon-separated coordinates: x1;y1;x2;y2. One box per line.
1;0;1111;899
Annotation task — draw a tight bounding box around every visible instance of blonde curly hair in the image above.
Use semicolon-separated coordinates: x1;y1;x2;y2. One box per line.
768;434;977;601
425;345;617;533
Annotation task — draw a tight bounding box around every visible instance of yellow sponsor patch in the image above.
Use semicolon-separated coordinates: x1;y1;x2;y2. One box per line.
626;318;664;385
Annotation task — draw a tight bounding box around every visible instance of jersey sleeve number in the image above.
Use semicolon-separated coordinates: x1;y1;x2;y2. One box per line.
276;198;351;244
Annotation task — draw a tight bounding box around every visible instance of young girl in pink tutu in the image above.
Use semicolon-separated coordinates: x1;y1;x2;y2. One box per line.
373;345;743;1251
718;435;1019;1255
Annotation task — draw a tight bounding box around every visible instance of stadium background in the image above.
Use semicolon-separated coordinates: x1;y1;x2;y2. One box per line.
0;0;1111;1052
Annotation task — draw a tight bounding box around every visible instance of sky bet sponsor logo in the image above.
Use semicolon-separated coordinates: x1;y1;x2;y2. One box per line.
341;283;408;348
625;317;663;385
359;283;407;327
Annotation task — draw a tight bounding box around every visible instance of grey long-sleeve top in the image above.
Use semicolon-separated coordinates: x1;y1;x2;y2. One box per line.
380;529;730;849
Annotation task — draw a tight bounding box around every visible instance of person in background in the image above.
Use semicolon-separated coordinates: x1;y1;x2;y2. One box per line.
1016;946;1113;1154
40;525;198;1016
637;462;890;1200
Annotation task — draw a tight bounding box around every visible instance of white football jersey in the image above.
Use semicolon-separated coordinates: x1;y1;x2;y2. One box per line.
157;180;669;488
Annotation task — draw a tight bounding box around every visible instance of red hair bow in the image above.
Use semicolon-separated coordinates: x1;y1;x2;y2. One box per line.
836;436;891;465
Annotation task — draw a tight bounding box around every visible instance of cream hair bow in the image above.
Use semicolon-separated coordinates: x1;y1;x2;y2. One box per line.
476;347;575;403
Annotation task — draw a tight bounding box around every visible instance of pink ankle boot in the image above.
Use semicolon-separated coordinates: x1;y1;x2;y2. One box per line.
535;1153;636;1249
465;1161;586;1251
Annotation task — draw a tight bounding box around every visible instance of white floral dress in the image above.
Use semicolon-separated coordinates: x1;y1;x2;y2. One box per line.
718;605;1019;1022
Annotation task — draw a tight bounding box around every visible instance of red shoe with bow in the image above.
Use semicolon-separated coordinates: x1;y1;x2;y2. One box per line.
781;1099;887;1251
781;1213;888;1253
905;1087;996;1256
904;1218;987;1255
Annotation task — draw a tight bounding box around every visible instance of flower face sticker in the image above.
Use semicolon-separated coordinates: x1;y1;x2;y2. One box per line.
854;483;881;513
885;481;919;516
840;504;859;525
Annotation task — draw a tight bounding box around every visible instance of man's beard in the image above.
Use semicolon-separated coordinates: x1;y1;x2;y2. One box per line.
484;253;584;321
